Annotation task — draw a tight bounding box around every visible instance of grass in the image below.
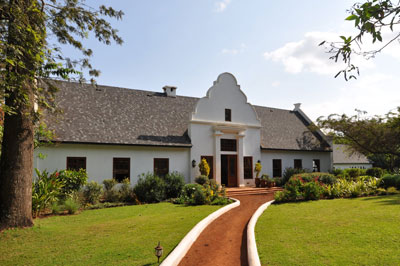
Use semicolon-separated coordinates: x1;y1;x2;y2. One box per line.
256;195;400;266
0;203;222;266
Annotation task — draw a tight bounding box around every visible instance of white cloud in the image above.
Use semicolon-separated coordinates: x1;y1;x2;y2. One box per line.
271;81;280;87
303;73;400;121
214;0;231;12
221;48;239;55
264;31;375;75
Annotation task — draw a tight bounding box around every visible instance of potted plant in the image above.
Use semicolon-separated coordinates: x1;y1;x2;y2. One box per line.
254;160;262;188
260;174;269;188
267;177;275;188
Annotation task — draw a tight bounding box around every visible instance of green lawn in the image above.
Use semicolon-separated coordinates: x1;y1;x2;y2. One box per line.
256;195;400;266
0;203;222;266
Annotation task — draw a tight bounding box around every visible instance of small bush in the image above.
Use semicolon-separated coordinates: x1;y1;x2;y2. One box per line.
380;174;400;189
83;181;103;205
303;182;322;200
273;177;283;187
211;197;231;205
274;191;286;203
198;158;210;177
366;167;384;178
195;175;209;185
58;169;88;198
332;168;344;176
164;172;185;199
182;183;208;205
103;179;119;202
386;187;399;195
63;197;80;214
133;173;166;203
282;167;307;185
119;178;136;203
344;168;361;179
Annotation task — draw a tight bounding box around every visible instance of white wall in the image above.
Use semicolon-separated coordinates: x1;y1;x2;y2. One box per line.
261;150;332;177
34;144;191;184
333;163;373;170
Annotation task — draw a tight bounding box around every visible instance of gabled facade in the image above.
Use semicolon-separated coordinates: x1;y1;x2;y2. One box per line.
34;73;332;187
332;144;372;170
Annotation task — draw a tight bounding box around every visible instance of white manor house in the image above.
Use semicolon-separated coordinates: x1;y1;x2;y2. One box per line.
35;73;333;187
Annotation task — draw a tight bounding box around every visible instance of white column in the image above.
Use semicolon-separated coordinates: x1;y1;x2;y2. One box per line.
214;130;223;185
237;132;245;187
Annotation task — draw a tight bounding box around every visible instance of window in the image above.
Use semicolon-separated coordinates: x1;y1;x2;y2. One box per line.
273;159;282;177
201;156;214;179
154;158;169;177
225;108;231;122
113;158;130;182
66;157;86;171
294;159;302;169
221;139;237;151
244;157;253;179
313;159;320;172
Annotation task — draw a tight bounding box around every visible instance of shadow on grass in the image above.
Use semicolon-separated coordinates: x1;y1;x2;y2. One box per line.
361;194;400;205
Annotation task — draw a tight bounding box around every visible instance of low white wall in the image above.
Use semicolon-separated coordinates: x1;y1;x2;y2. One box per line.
261;150;332;177
34;144;191;184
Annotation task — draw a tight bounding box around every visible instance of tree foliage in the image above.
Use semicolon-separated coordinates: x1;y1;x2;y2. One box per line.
317;108;400;170
322;0;400;80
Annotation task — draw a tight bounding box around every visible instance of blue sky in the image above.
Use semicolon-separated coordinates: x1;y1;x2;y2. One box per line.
60;0;400;121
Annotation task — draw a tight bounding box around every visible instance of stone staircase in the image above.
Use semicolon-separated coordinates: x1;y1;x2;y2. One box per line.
226;187;282;197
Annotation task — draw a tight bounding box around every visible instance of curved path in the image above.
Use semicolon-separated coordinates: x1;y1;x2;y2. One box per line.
179;193;275;266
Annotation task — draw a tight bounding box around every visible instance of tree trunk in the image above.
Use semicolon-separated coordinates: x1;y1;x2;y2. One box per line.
0;84;35;230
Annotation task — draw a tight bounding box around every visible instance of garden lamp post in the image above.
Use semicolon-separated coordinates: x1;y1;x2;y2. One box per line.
155;241;163;263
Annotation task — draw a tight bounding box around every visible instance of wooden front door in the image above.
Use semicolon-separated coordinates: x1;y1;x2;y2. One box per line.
221;155;237;187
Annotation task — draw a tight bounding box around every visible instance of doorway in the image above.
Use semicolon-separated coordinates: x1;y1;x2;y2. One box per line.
221;155;237;187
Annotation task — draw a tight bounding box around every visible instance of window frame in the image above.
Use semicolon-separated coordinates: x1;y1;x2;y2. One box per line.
66;157;87;171
220;138;237;152
113;157;131;182
244;156;253;179
225;108;232;122
294;159;302;169
313;159;321;172
154;158;169;177
272;159;282;177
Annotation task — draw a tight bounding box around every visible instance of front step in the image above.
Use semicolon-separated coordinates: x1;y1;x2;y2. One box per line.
226;187;282;197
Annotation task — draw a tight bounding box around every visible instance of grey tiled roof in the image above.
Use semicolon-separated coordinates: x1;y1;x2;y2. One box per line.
333;144;371;164
45;80;330;151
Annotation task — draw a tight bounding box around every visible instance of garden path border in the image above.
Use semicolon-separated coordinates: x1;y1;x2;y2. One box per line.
160;197;240;266
247;199;275;266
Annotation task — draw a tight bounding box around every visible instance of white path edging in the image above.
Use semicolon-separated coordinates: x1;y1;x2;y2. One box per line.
247;200;275;266
160;198;240;266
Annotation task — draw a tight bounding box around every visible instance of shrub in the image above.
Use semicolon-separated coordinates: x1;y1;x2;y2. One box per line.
119;178;136;203
211;197;231;205
366;167;384;178
103;179;119;202
292;172;336;185
303;182;322;200
344;168;361;179
180;183;207;205
282;167;307;185
318;173;337;185
198;158;210;177
133;173;166;203
63;197;80;214
255;161;262;178
380;174;400;189
164;172;185;198
195;175;209;185
273;177;283;187
386;187;399;195
58;169;88;198
82;181;103;205
332;168;344;176
32;169;64;216
274;191;286;203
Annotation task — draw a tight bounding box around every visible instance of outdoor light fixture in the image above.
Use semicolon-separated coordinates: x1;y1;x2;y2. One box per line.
257;160;261;163
192;159;196;168
154;241;163;263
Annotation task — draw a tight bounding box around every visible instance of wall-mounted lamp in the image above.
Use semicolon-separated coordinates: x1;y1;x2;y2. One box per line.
257;160;261;163
192;159;196;168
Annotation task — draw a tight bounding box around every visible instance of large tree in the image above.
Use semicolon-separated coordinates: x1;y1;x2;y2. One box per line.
0;0;123;230
317;108;400;171
323;0;400;80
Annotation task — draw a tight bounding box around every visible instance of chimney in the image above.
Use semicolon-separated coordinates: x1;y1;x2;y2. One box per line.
294;103;301;111
163;86;177;97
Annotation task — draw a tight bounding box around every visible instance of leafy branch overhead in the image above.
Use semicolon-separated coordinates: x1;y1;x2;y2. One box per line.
321;0;400;80
0;0;124;116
